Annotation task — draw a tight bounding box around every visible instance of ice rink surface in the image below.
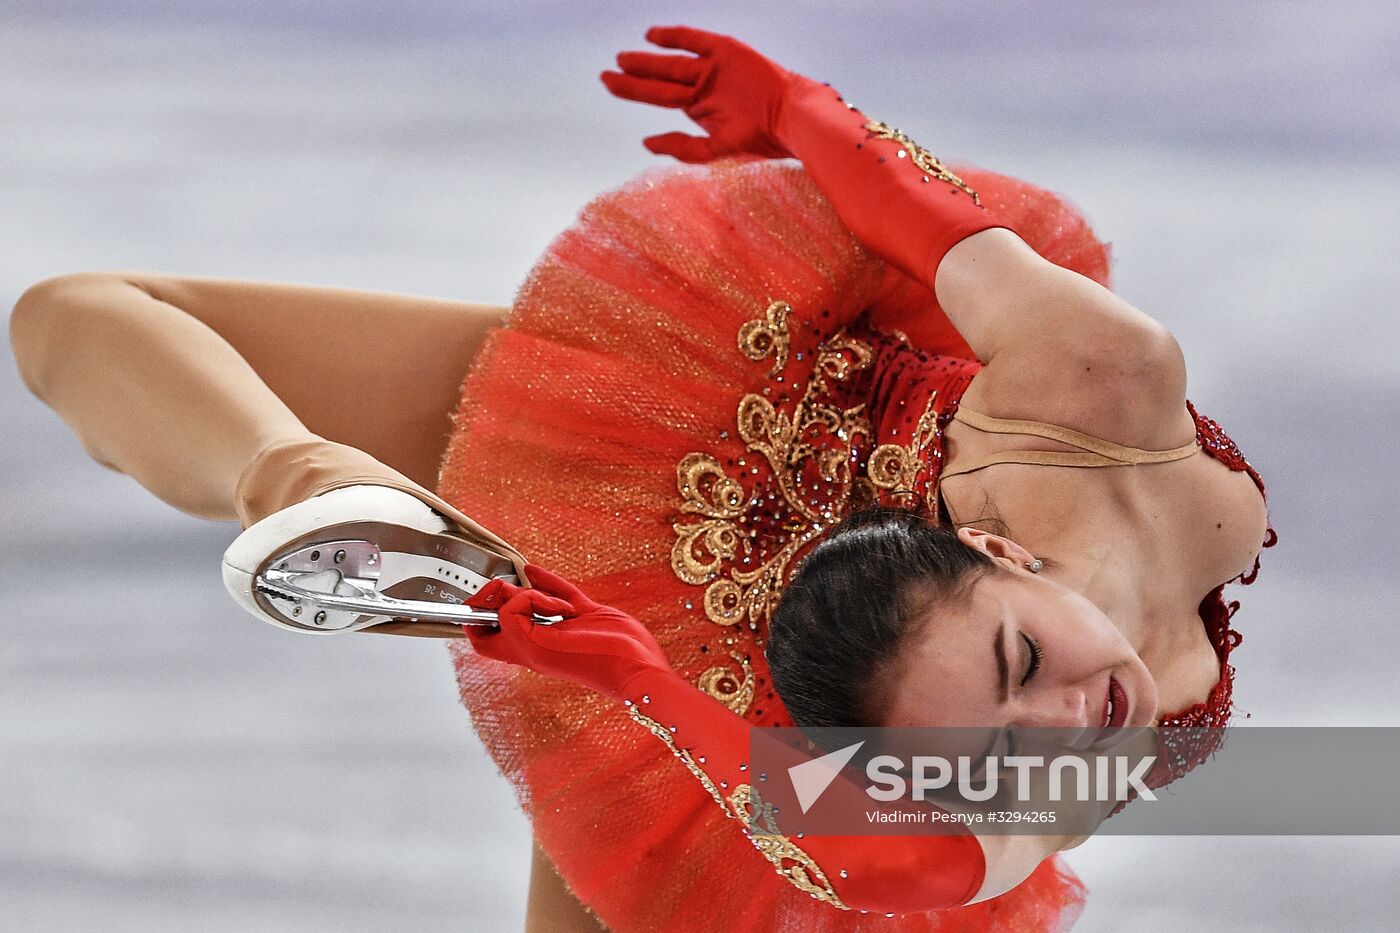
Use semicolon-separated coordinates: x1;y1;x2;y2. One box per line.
2;2;1399;930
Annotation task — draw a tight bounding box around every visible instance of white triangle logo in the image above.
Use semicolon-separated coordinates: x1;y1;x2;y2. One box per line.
788;741;865;814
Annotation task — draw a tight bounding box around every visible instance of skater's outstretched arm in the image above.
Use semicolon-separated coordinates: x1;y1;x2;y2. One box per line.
603;25;1197;453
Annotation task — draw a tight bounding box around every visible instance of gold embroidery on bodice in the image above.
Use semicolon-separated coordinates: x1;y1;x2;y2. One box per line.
670;300;940;712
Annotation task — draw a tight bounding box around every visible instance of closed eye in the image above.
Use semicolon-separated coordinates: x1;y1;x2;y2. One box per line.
1019;632;1042;686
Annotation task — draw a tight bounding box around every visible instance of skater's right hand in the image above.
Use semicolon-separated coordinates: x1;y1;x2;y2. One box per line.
601;25;812;164
463;564;673;701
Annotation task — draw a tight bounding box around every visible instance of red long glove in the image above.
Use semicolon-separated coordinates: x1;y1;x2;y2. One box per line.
601;25;1011;294
464;566;987;914
463;565;669;701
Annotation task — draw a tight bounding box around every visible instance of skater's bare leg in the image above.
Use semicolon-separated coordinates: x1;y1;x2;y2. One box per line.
527;841;608;932
10;270;508;522
11;270;604;927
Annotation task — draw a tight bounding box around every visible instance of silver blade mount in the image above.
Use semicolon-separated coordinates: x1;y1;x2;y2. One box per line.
253;537;564;633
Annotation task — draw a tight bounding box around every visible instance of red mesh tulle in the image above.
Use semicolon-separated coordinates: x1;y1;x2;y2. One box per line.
434;159;1244;931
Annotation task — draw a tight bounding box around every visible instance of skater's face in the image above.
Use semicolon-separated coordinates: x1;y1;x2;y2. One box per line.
879;546;1159;755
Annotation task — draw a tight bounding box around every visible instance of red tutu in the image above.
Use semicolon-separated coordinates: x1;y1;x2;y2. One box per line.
436;159;1119;931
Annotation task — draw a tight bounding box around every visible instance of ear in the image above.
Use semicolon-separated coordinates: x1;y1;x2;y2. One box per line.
954;526;1037;572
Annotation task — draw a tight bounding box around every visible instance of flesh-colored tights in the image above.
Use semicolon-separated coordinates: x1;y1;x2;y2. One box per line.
9;269;605;932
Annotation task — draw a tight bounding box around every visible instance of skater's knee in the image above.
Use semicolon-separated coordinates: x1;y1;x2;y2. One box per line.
10;272;115;396
13;274;80;397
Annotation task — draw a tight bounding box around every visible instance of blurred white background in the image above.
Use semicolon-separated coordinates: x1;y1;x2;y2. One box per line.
2;2;1398;930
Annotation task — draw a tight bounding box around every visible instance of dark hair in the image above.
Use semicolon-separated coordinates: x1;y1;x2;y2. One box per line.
766;507;997;731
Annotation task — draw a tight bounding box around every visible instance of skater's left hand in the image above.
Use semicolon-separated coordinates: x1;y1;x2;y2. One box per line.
600;25;802;163
463;564;672;700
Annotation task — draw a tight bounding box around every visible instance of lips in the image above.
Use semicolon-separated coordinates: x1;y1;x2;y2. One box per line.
1102;676;1129;729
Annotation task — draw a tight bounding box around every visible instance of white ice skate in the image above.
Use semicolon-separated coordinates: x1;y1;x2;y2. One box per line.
221;485;560;636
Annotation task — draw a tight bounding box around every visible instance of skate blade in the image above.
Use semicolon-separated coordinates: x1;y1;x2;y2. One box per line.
249;521;561;636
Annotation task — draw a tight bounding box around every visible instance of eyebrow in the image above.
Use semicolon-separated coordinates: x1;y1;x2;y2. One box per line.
994;620;1009;705
975;621;1012;769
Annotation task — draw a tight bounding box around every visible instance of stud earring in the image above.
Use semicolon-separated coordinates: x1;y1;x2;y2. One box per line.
1025;558;1044;573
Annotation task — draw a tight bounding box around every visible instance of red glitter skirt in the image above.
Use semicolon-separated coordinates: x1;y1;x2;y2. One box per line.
436;158;1111;932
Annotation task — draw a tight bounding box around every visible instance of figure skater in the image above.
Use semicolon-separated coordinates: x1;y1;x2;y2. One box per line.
10;24;1274;932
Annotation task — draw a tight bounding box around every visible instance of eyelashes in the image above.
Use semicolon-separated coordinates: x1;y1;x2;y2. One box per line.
1019;632;1042;686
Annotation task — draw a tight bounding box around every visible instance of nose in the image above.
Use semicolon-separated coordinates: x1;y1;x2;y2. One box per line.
1013;689;1100;754
1020;687;1091;732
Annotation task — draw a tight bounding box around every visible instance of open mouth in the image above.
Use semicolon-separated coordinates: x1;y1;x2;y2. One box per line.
1101;675;1129;729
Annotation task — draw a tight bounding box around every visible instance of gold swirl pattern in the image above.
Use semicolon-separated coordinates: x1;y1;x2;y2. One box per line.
671;298;952;725
736;298;792;376
670;320;877;632
670;299;951;670
696;651;755;714
861;119;982;205
672;453;746;590
729;784;849;910
866;392;941;506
